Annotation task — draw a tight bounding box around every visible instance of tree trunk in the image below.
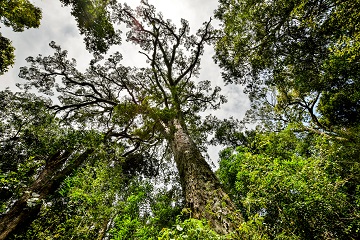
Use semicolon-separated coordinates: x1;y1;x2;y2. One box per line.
168;119;242;235
0;149;93;240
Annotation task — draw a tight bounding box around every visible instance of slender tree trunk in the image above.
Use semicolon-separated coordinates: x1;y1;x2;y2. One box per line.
168;118;242;235
0;149;93;240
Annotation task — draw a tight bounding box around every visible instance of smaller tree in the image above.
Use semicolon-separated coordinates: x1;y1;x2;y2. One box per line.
0;90;104;240
0;91;181;240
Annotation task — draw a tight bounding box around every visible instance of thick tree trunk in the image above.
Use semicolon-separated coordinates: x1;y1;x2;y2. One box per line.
0;149;93;240
169;119;242;235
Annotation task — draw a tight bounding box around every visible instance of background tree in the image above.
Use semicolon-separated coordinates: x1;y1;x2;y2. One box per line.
214;1;360;238
0;90;107;239
215;0;360;139
59;0;121;54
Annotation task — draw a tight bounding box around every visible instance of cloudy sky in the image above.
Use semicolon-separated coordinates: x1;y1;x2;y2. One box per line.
0;0;249;162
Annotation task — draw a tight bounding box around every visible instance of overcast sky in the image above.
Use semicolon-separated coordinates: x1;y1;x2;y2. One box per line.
0;0;249;163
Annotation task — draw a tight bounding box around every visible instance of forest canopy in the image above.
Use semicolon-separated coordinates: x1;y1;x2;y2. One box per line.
0;0;359;239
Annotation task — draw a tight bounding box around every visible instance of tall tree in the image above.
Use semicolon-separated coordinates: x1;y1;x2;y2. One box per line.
19;1;242;234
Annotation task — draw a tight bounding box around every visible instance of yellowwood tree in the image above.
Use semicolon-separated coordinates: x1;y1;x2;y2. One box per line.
19;0;241;234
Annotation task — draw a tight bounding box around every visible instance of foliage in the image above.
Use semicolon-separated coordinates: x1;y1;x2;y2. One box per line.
112;209;227;240
0;34;15;74
3;0;360;238
110;181;157;240
215;3;360;237
0;0;41;31
158;217;224;240
217;130;360;239
59;0;121;54
0;0;41;74
109;180;183;240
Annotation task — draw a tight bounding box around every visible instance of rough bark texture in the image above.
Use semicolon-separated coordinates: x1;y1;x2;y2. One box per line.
169;119;242;235
0;149;93;240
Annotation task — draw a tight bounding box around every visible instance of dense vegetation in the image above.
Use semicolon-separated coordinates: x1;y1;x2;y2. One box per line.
1;0;359;239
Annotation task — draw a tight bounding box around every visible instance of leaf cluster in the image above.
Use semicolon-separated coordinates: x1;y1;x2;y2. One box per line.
59;0;121;54
0;0;41;75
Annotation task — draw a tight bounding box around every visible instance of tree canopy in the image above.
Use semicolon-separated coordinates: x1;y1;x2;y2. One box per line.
215;0;360;135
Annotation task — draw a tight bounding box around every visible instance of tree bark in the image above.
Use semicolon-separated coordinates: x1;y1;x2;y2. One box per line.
0;149;93;240
168;118;242;235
